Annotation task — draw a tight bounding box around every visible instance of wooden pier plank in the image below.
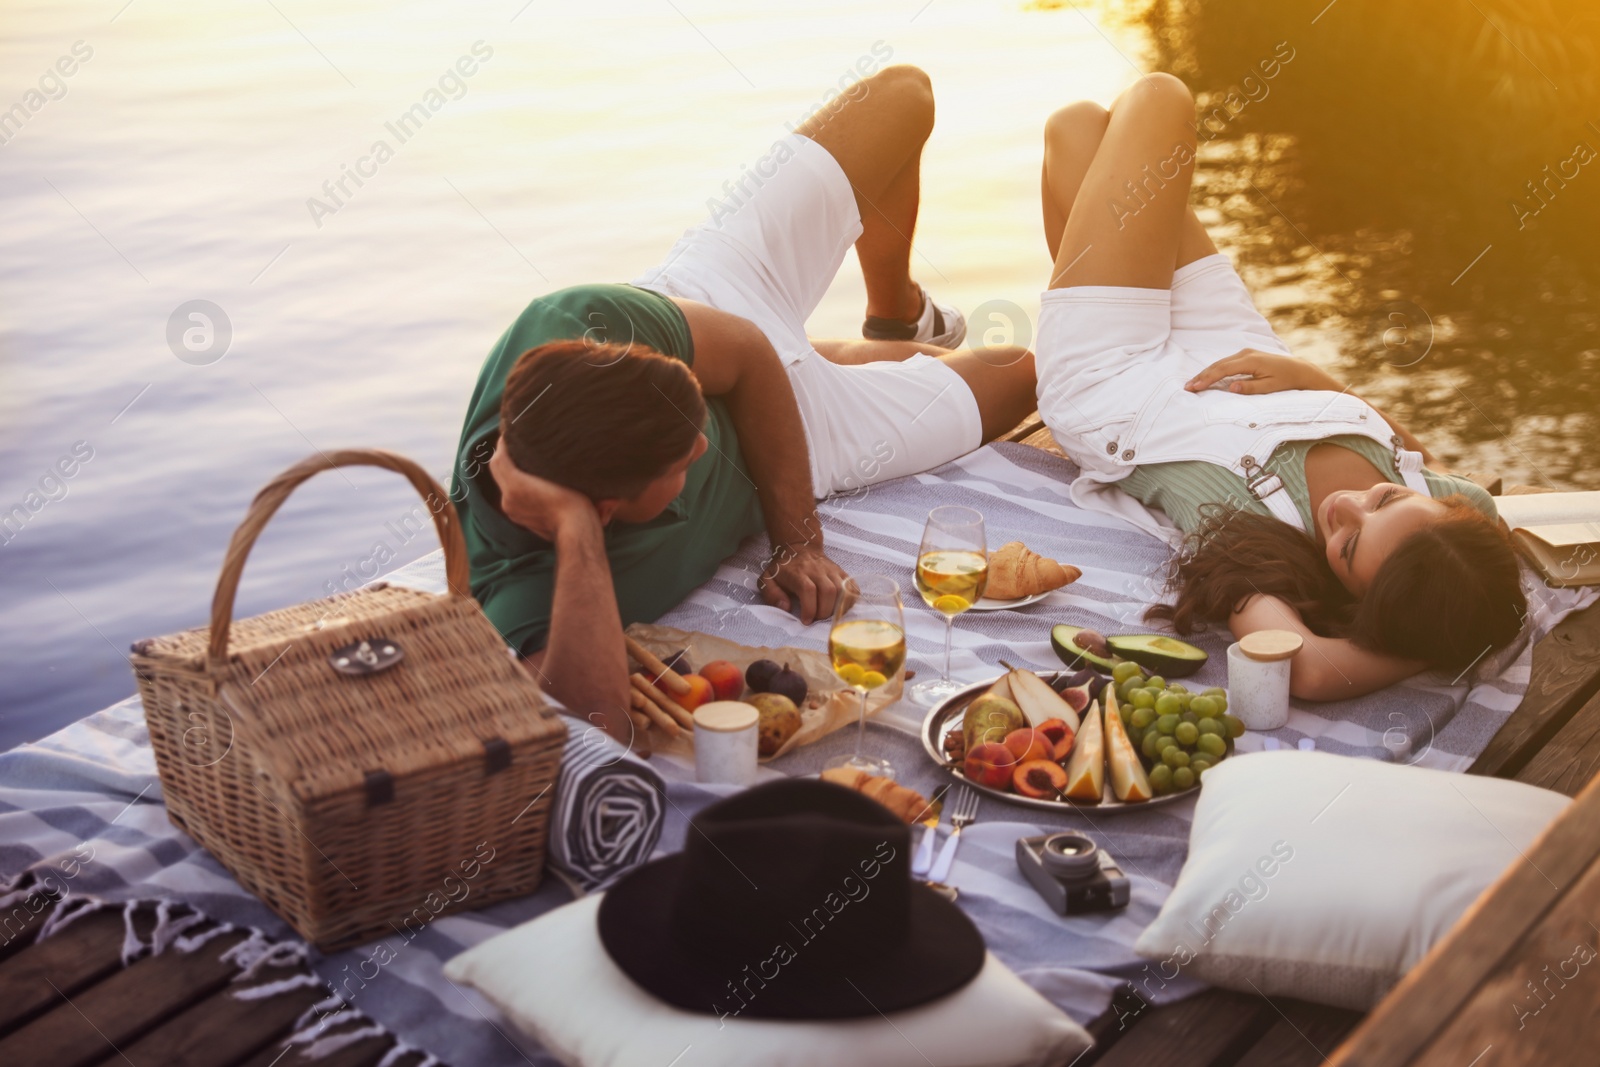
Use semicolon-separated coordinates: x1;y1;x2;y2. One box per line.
102;958;329;1067
1085;988;1275;1066
0;908;128;1036
1470;601;1600;781
1514;685;1600;797
0;925;249;1067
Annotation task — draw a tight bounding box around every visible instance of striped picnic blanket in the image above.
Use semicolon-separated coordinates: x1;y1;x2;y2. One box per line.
1;442;1590;1066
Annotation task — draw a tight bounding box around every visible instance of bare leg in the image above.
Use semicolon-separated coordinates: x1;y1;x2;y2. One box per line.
797;65;933;323
1044;75;1215;291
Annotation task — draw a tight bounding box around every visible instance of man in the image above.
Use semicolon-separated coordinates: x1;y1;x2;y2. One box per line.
452;65;1036;738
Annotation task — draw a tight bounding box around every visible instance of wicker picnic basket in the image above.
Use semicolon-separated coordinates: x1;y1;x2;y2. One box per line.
130;449;566;951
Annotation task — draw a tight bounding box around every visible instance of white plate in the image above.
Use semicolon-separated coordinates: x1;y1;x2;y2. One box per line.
968;591;1050;611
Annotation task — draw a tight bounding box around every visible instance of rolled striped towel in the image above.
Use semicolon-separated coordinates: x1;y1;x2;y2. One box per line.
545;715;665;892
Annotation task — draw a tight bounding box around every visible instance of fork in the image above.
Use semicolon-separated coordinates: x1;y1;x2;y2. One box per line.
926;785;979;885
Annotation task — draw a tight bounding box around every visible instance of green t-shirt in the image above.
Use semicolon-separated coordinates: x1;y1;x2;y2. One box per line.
451;284;765;655
1117;435;1497;535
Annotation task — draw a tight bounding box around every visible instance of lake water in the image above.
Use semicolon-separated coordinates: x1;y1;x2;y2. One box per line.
3;0;1595;751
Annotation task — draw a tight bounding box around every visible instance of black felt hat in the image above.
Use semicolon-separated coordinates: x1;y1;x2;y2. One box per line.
596;777;986;1020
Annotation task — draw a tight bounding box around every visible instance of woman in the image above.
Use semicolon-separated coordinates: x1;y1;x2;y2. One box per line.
1032;74;1526;700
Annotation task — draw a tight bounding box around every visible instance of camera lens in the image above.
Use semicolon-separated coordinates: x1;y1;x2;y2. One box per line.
1040;831;1099;881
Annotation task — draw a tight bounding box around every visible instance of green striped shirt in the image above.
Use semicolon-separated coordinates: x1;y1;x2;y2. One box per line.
1116;435;1497;535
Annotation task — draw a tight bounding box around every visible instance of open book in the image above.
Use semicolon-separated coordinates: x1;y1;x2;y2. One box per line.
1496;491;1600;587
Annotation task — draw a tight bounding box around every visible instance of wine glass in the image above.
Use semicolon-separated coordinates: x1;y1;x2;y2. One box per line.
825;574;907;780
907;505;987;707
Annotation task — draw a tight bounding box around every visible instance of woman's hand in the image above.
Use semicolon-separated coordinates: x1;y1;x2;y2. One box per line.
1185;350;1344;396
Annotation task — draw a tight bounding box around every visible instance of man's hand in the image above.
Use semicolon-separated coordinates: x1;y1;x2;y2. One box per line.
489;440;606;540
759;543;848;625
1186;350;1344;396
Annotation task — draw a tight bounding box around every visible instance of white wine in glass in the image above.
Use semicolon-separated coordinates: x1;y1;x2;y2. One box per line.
825;575;906;780
907;506;987;707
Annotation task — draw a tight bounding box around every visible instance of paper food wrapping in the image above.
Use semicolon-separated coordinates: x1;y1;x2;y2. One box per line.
625;623;904;763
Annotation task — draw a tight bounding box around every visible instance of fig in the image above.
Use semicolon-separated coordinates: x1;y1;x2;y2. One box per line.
767;663;809;707
662;649;694;675
744;658;780;692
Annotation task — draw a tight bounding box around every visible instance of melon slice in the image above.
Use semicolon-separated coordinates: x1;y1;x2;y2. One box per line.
1062;697;1105;801
1103;687;1154;803
1008;668;1082;733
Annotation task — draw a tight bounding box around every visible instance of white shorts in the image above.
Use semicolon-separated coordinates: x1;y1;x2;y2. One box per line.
632;134;984;499
1035;253;1292;463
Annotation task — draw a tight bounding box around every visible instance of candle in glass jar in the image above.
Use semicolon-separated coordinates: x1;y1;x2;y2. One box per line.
693;701;759;786
1225;630;1303;731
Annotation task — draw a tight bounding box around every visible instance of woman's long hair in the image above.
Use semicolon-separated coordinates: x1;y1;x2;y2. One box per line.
1146;495;1528;673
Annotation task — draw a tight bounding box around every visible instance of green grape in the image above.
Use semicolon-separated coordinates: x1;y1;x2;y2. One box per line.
1155;735;1179;754
1197;718;1225;737
1126;673;1147;691
1176;691;1194;711
1180;710;1199;726
1155;713;1180;736
1148;763;1174;796
1222;714;1246;739
1197;733;1228;758
1162;747;1191;769
1167;683;1188;694
1112;660;1143;684
1214;695;1228;714
1154;693;1181;717
1174;721;1199;746
1130;689;1157;711
1119;702;1134;725
1142;731;1164;760
1188;696;1217;718
1189;757;1214;776
1130;706;1157;730
1202;687;1227;699
1144;675;1167;690
1128;725;1145;750
1172;767;1196;790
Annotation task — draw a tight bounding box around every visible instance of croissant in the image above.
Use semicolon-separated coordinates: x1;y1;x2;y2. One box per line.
985;541;1081;600
820;768;935;823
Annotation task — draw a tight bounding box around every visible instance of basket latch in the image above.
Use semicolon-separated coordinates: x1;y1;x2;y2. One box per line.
483;737;512;775
330;638;404;676
364;769;395;806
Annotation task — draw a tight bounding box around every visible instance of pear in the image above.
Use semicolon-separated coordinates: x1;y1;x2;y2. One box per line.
984;674;1014;703
1103;688;1154;803
962;694;1024;753
1063;697;1105;801
1008;668;1082;733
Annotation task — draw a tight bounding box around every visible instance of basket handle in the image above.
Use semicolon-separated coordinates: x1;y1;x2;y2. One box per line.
208;449;472;668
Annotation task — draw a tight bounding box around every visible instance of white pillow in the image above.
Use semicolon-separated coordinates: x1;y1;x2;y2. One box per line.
1134;750;1570;1009
445;894;1092;1067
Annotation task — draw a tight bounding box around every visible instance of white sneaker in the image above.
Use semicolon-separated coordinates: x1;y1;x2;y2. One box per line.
861;284;967;348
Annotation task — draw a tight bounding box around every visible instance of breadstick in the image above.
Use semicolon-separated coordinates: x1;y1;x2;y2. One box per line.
629;686;681;738
625;711;653;759
623;635;692;697
631;673;695;730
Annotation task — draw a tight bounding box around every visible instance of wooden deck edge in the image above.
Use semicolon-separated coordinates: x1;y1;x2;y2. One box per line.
1469;601;1600;780
1327;767;1600;1065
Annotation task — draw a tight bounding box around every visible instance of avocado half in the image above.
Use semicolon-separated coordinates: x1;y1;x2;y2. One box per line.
1106;633;1207;678
1050;625;1120;673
